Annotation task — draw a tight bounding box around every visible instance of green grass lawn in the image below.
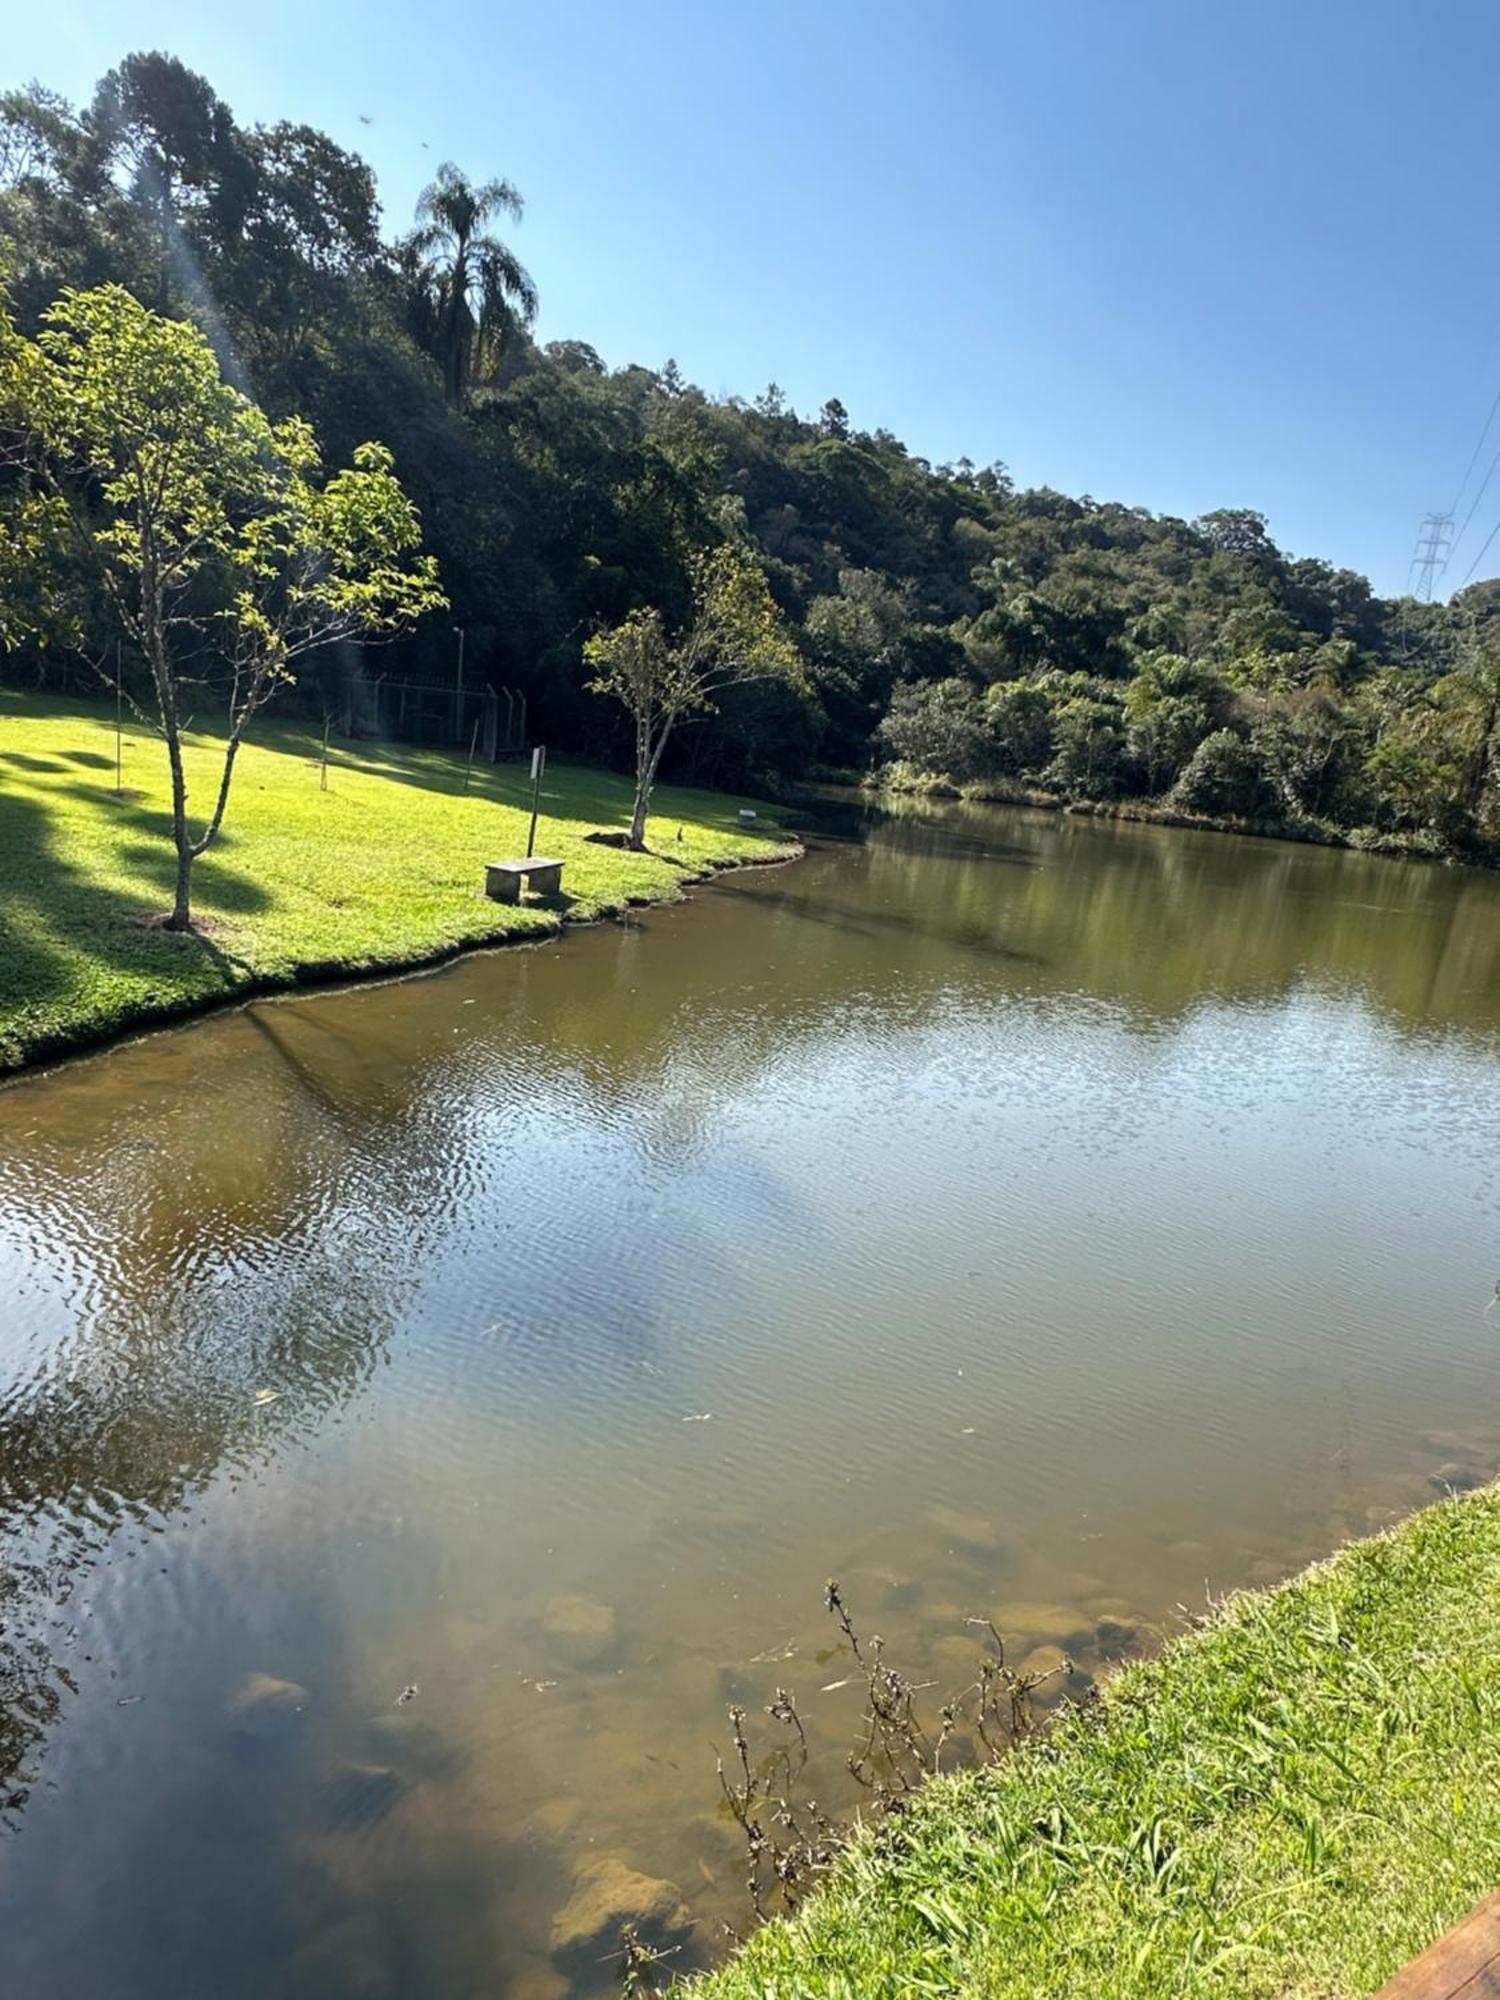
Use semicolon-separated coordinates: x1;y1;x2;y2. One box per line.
0;692;797;1072
690;1486;1500;1999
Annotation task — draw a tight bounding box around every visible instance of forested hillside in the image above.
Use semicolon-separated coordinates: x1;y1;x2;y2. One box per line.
4;52;1498;854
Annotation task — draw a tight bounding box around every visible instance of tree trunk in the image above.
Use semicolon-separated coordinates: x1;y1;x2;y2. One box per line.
142;570;198;933
170;835;194;932
198;731;245;858
629;720;671;851
164;719;195;930
629;779;650;851
628;710;653;850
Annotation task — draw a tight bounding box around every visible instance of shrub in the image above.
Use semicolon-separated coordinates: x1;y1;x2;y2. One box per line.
984;682;1053;775
1046;694;1127;796
1171;728;1279;818
876;678;989;781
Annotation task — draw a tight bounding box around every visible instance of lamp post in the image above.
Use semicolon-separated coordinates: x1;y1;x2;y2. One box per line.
453;624;466;742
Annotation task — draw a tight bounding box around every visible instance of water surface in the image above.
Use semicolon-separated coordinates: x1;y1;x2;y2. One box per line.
3;799;1499;1996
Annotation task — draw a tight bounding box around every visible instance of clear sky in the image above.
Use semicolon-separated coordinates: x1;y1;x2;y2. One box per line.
9;0;1500;598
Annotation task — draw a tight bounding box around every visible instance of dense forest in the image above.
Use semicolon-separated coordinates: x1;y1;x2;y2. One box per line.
4;51;1499;856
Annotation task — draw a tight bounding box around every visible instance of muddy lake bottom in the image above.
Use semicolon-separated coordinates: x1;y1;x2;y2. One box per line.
2;796;1500;1996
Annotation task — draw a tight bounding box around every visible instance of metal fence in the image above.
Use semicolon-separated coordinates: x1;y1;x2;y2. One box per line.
336;676;528;761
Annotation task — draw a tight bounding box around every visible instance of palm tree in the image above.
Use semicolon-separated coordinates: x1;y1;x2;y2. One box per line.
404;162;538;405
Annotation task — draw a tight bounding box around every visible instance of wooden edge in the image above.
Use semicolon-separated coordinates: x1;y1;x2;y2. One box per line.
1374;1892;1500;1999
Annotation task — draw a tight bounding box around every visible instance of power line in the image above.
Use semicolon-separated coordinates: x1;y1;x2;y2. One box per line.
1448;387;1500;525
1459;512;1500;587
1449;440;1500;564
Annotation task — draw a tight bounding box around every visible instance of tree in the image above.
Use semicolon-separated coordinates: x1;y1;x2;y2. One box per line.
818;397;849;439
0;281;445;928
1248;687;1363;820
877;678;988;780
804;567;909;761
89;53;254;311
985;681;1053;774
5;49;1498;847
1172;729;1279;819
1196;507;1279;570
1122;651;1222;793
1047;691;1127;796
1432;644;1500;831
585;544;799;849
403;162;537;405
232;121;378;381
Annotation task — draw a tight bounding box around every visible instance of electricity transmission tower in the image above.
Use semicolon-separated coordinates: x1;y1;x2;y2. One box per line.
1410;512;1454;601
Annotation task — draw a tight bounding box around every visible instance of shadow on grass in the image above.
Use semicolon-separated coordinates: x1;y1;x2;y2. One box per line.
0;786;271;1064
116;839;270;918
287;726;777;840
523;888;580;916
0;752;68;773
322;745;642;831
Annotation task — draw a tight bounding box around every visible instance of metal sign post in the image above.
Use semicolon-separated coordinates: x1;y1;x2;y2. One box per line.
526;745;546;858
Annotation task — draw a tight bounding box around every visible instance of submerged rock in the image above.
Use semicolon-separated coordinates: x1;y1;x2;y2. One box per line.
539;1594;619;1669
927;1632;986;1686
550;1854;694;1969
226;1671;309;1736
1245;1557;1292;1584
1017;1641;1071;1678
1094;1616;1141;1660
992;1600;1094;1650
924;1505;1005;1556
838;1564;922;1614
1429;1462;1487;1494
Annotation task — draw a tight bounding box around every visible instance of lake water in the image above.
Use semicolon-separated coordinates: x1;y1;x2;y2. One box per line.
3;796;1500;1997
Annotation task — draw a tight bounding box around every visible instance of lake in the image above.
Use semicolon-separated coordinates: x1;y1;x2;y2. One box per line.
2;796;1499;1997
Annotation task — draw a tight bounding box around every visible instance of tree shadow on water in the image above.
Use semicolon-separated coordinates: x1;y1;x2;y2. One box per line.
748;882;1042;964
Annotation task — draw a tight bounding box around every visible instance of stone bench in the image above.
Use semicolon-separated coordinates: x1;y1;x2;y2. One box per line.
485;857;564;904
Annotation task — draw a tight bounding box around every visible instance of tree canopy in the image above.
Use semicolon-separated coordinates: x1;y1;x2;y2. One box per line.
2;51;1499;855
0;273;445;923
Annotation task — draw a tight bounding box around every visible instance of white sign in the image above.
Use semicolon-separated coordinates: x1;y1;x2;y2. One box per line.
530;746;545;782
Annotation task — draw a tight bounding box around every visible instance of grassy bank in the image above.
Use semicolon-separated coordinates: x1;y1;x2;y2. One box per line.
690;1486;1500;1999
874;761;1474;867
0;694;798;1073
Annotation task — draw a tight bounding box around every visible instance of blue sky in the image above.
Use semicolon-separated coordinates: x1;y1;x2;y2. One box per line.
10;0;1500;597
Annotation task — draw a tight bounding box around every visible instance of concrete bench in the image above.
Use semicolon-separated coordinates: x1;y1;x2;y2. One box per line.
485;857;564;904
